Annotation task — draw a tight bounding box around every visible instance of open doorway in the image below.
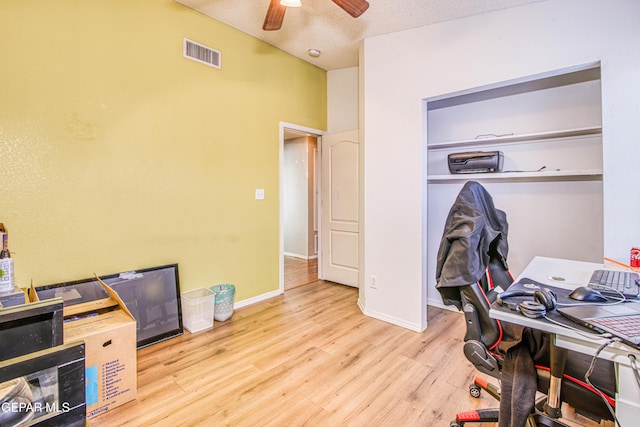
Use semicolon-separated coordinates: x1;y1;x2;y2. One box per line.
280;123;324;292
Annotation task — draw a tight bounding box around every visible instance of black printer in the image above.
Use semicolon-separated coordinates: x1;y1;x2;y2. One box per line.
448;151;503;174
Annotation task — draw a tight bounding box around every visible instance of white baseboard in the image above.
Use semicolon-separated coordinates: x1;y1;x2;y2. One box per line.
356;299;460;332
283;253;318;260
361;307;425;332
427;298;458;312
284;252;310;260
233;289;282;310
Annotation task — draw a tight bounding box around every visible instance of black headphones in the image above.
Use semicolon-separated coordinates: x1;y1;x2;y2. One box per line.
496;288;557;319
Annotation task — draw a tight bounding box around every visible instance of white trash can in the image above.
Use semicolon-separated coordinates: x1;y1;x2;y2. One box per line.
181;288;215;333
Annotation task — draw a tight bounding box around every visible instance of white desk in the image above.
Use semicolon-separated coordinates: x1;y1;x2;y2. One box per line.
490;256;640;425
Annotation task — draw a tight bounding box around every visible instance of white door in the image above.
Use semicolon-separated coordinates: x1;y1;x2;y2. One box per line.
320;130;359;287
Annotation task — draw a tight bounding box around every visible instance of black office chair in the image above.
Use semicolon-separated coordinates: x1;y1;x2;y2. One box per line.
435;181;616;426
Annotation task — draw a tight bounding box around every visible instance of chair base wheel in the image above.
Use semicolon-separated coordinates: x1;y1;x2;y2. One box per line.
469;383;481;398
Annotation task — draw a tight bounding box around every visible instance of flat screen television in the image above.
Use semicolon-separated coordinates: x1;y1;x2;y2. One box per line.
36;264;183;349
0;299;64;362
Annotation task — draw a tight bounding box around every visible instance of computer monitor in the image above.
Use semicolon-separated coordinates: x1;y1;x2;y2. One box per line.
34;279;109;307
104;264;183;348
36;264;183;349
0;299;64;362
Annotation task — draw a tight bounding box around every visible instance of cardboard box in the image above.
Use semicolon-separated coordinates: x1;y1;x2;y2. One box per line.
31;276;137;418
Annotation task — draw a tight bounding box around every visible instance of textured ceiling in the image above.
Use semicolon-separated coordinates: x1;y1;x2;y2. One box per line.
176;0;545;70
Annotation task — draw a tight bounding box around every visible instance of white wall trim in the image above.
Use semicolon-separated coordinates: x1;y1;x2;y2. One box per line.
284;252;318;261
427;300;458;313
279;121;325;295
284;251;310;260
362;306;425;332
234;289;282;310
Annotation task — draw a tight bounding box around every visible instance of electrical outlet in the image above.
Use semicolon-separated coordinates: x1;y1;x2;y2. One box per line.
370;275;377;289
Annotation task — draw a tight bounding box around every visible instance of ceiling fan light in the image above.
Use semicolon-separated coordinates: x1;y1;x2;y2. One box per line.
280;0;302;7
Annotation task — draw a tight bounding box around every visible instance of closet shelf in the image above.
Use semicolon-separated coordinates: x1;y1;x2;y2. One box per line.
427;168;603;183
427;126;602;150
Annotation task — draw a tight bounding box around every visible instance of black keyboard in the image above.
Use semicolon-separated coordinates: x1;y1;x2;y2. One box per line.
588;269;640;298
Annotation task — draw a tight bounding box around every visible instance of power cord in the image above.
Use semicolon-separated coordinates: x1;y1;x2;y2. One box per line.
584;337;622;427
542;314;613;341
474;133;514;139
502;165;559;173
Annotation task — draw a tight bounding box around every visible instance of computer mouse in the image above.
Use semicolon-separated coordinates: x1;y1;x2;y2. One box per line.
569;286;608;302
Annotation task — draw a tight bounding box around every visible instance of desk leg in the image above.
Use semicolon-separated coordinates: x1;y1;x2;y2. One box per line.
544;337;568;418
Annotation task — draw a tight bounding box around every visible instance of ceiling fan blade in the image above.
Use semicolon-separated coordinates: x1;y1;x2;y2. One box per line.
332;0;370;18
263;0;286;31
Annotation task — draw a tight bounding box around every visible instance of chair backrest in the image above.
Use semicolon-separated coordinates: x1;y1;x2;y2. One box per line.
435;181;513;377
436;181;512;347
435;181;509;310
460;254;513;355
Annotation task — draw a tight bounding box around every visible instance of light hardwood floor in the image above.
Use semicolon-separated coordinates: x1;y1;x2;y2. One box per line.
284;256;318;290
90;280;604;427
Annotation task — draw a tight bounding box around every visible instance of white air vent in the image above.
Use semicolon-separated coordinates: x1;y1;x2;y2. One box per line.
183;38;221;69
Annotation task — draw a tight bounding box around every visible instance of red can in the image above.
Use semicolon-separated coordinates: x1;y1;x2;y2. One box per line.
631;247;640;268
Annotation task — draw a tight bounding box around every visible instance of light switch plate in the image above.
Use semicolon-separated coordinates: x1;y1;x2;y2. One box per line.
255;189;265;200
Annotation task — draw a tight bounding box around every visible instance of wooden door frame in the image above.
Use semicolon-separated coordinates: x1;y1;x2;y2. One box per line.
279;122;325;294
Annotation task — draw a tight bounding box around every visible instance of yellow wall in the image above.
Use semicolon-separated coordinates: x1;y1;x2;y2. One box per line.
0;0;327;301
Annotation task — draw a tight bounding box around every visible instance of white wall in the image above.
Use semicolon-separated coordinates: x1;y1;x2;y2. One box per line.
328;67;359;133
284;138;310;258
425;75;604;308
361;0;640;331
308;138;318;258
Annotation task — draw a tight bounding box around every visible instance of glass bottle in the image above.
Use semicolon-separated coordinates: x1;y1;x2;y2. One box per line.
0;246;14;292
